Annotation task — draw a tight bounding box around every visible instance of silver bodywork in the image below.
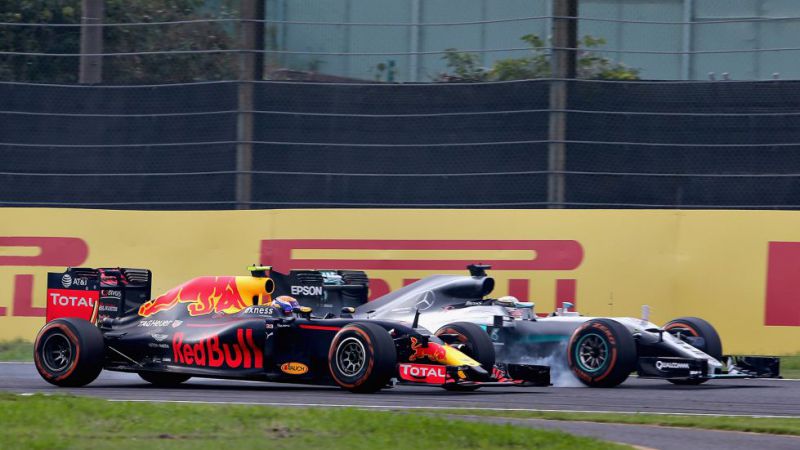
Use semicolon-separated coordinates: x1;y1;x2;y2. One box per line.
356;273;725;380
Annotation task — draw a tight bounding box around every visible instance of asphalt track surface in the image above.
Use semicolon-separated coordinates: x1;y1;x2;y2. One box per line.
3;362;800;449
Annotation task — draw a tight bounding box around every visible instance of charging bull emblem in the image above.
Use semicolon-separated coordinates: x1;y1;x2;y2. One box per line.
409;337;447;364
139;276;274;318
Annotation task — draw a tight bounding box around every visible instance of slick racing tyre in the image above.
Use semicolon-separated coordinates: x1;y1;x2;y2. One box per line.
435;322;496;392
138;372;192;387
434;322;496;370
34;318;105;387
664;317;723;385
329;322;397;393
663;317;723;360
567;319;637;388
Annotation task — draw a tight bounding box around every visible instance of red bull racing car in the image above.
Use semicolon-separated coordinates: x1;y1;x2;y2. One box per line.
35;266;549;392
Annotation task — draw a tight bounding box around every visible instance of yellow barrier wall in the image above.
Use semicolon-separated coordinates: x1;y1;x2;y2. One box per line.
1;208;799;354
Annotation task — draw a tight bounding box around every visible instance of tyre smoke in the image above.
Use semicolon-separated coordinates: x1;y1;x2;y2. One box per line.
506;340;585;387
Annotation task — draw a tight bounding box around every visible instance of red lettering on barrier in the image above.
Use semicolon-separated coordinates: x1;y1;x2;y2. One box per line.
556;279;577;311
13;274;45;317
765;242;800;326
260;239;584;305
508;279;529;301
261;239;582;272
0;237;88;267
368;278;390;299
1;237;89;317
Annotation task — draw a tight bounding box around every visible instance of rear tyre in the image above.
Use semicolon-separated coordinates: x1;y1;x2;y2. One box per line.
434;322;496;371
138;372;191;387
34;318;104;387
329;322;397;393
663;317;723;360
567;319;637;388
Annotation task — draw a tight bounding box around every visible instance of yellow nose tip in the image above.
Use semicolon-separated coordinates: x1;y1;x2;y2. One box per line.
442;345;481;367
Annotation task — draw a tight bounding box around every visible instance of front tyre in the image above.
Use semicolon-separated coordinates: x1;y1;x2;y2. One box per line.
329;322;397;393
434;321;496;371
664;317;722;386
34;318;104;387
138;372;191;387
663;317;723;360
567;319;637;388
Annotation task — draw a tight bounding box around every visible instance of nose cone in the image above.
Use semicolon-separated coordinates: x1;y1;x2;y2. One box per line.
442;344;482;367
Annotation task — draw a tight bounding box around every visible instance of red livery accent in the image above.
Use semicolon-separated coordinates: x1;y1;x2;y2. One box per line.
45;289;98;322
409;337;447;363
172;328;262;369
398;363;447;384
139;276;247;318
299;324;341;331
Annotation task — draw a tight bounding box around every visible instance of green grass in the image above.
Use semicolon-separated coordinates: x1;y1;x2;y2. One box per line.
0;393;626;450
434;409;800;436
0;339;31;362
780;355;800;379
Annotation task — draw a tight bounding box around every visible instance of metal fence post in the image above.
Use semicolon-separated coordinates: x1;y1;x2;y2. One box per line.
236;0;265;209
79;0;103;84
548;0;577;208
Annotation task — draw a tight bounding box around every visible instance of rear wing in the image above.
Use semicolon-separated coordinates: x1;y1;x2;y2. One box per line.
45;265;366;323
269;269;369;316
46;267;152;323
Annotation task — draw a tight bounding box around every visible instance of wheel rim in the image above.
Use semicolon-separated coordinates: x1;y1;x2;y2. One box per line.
575;333;609;373
42;332;73;373
336;337;366;377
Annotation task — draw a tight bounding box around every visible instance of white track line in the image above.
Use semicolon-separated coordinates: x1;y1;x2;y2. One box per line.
103;398;800;419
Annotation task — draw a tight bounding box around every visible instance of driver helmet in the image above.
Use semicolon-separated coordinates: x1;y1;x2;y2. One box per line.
271;295;300;315
495;295;533;320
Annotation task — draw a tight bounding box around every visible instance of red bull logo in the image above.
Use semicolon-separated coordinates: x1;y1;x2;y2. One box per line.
172;328;263;369
409;337;447;364
139;276;248;317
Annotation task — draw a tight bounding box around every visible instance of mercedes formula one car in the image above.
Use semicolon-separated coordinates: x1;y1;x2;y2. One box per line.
35;266;549;392
285;264;779;388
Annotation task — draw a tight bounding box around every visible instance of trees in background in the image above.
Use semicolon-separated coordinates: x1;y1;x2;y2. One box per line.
437;34;640;81
0;0;237;83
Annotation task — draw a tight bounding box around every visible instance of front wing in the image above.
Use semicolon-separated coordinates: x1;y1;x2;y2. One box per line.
397;362;550;387
637;356;780;381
